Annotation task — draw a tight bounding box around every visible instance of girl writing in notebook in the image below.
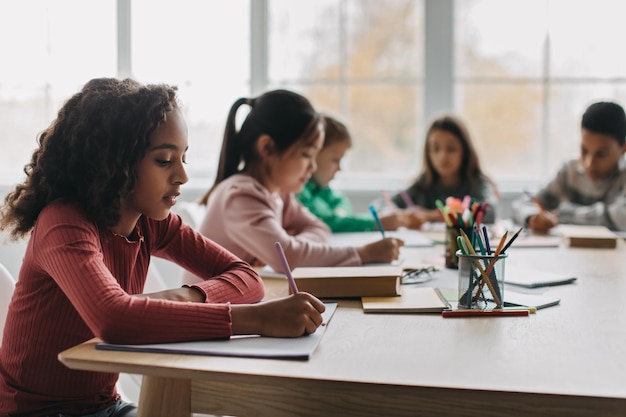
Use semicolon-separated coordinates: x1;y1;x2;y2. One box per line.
297;114;424;232
184;90;402;284
391;115;498;224
0;78;325;417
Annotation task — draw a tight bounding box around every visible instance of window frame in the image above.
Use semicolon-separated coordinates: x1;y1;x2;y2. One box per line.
8;0;620;197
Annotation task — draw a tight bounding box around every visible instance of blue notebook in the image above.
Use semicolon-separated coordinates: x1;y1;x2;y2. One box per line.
96;303;337;360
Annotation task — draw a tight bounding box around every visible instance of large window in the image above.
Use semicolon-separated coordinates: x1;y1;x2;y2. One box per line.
0;0;116;185
455;0;626;185
131;0;249;186
2;0;626;194
267;0;425;185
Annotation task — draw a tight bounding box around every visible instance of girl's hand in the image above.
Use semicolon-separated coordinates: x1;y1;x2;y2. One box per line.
231;293;326;337
381;210;426;230
380;212;403;230
402;210;427;229
527;211;558;232
357;238;404;264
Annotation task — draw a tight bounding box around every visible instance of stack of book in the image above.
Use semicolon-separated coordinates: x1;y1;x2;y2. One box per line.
291;265;402;298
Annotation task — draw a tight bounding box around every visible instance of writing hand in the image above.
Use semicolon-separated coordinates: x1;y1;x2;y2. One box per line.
231;292;325;337
527;211;558;232
357;237;404;264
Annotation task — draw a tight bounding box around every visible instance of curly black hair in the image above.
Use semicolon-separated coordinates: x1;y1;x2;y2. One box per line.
0;77;179;240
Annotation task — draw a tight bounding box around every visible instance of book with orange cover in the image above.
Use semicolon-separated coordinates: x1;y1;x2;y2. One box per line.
291;265;402;298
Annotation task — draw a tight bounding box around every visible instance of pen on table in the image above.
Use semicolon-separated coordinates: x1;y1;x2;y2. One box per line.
442;309;530;318
501;305;538;314
369;205;386;238
274;241;299;295
523;189;545;212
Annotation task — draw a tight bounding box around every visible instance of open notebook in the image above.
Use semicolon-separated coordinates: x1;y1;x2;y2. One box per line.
504;291;561;310
505;266;577;288
96;303;337;360
330;229;434;247
361;287;450;313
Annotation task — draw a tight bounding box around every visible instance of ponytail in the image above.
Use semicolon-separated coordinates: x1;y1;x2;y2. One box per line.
199;98;252;205
199;90;320;205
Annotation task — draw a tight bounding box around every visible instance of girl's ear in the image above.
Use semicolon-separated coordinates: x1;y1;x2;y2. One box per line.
256;134;276;158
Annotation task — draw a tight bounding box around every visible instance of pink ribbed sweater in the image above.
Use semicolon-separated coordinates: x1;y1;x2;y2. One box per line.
0;200;264;416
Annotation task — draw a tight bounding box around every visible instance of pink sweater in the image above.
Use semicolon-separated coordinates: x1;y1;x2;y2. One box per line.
0;200;264;416
183;174;361;284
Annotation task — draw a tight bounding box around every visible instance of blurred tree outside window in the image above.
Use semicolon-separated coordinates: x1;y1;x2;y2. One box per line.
2;0;626;193
455;0;626;185
268;0;424;187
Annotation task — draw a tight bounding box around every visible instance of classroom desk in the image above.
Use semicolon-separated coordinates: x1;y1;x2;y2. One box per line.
59;236;626;417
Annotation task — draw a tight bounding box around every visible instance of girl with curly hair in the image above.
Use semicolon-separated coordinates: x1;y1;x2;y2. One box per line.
0;78;325;417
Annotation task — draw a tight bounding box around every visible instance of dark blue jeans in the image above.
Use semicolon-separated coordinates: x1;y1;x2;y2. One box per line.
49;400;137;417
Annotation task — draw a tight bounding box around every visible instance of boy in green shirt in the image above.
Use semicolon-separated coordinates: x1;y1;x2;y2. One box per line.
297;114;423;232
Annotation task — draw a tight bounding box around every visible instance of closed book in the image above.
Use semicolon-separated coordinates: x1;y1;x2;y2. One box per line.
559;225;617;249
291;265;402;298
362;287;450;313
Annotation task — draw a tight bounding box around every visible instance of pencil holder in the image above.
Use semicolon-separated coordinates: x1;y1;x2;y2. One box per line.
445;227;472;269
456;250;507;309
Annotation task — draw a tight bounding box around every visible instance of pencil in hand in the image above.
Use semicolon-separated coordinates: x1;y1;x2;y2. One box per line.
369;205;385;238
523;189;545;212
274;241;299;295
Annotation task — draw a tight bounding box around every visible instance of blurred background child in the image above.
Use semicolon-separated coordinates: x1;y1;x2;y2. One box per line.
297;114;424;232
392;114;498;224
512;101;626;232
